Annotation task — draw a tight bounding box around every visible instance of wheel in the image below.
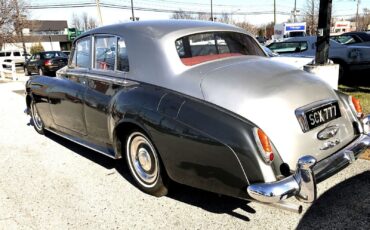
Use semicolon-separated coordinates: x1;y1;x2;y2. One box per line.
125;131;168;197
30;100;45;135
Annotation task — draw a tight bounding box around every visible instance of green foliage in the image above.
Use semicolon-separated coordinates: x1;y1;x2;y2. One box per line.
30;43;44;55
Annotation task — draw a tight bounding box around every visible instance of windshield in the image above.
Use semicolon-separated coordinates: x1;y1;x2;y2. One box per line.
41;52;66;59
175;31;265;66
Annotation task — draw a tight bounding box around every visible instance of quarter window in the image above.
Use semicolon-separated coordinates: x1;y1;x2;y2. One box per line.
94;36;117;71
72;37;91;68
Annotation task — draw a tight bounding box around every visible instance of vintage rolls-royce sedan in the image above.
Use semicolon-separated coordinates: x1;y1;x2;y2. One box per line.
25;20;370;213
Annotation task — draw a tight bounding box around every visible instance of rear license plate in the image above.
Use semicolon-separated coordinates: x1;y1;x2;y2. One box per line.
305;101;341;130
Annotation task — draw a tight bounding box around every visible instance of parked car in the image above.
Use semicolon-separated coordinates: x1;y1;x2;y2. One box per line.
267;36;370;78
331;32;370;47
0;50;24;63
263;46;314;69
24;51;68;76
25;21;370;213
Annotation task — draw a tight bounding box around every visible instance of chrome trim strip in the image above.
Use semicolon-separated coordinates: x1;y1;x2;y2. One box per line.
84;73;137;86
45;128;116;159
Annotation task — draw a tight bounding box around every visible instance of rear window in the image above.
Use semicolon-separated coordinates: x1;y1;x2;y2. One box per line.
176;32;265;66
267;42;308;54
41;52;56;59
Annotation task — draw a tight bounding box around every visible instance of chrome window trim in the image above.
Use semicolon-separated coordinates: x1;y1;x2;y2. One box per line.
91;34;129;74
84;72;136;86
295;99;340;133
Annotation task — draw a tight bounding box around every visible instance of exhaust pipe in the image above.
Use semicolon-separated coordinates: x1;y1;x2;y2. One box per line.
268;201;303;214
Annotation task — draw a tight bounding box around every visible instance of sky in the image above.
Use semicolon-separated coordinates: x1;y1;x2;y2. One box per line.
28;0;370;27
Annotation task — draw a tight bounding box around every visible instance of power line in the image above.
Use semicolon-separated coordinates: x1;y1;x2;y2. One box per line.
28;2;293;16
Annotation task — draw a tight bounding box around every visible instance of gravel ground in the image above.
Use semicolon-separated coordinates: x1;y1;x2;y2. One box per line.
0;79;369;229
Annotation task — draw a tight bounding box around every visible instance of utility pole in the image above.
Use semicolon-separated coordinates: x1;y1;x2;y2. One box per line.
315;0;332;64
355;0;360;31
130;0;135;21
311;0;315;35
13;0;27;61
293;0;297;22
96;0;103;25
211;0;214;21
274;0;276;25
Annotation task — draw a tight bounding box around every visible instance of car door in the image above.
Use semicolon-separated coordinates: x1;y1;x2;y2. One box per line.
84;35;130;150
27;54;40;73
48;36;92;136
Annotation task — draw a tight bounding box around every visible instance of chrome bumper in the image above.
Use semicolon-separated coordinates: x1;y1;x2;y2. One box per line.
247;115;370;204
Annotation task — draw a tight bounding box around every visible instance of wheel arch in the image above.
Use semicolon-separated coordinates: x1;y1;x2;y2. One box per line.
112;119;154;159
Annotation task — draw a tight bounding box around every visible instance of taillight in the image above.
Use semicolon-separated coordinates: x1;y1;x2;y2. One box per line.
254;128;274;164
44;60;52;66
350;96;363;118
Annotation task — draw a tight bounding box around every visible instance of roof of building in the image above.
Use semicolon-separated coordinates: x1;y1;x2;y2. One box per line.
25;20;68;32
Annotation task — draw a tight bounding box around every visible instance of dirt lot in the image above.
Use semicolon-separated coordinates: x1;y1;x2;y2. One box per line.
0;79;369;229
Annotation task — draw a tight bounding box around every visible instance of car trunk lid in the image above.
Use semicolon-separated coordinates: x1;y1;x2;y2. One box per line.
199;57;356;169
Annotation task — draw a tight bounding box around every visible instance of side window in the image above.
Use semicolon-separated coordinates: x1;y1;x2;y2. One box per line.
13;52;21;56
0;52;5;57
73;37;91;68
35;54;40;60
117;37;129;72
94;36;116;71
268;42;308;53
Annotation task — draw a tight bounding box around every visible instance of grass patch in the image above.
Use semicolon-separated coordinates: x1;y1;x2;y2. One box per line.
338;85;370;114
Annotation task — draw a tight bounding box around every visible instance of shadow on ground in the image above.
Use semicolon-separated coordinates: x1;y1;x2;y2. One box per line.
39;128;255;222
298;171;370;229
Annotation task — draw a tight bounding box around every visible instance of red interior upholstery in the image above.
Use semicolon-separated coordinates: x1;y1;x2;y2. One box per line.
181;53;243;66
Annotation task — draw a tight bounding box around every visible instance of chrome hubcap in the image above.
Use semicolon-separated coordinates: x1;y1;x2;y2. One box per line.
127;132;159;187
138;147;152;171
31;102;43;130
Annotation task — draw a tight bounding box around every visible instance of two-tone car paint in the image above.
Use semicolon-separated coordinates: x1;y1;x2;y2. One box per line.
26;20;369;205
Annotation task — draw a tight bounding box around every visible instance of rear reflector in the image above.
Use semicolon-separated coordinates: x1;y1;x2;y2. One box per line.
351;96;363;118
255;128;274;164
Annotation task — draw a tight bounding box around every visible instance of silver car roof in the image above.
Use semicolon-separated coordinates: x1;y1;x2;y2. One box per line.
80;20;248;40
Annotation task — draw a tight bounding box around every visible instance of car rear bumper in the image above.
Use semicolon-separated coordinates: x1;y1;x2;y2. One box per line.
247;115;370;204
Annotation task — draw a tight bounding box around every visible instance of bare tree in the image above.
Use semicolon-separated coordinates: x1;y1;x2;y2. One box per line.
0;0;27;50
218;12;231;24
70;12;97;31
235;21;258;35
351;8;370;31
196;12;210;21
302;0;319;35
170;9;194;20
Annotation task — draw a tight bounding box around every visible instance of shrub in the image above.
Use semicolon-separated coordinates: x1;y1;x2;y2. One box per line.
30;43;44;54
